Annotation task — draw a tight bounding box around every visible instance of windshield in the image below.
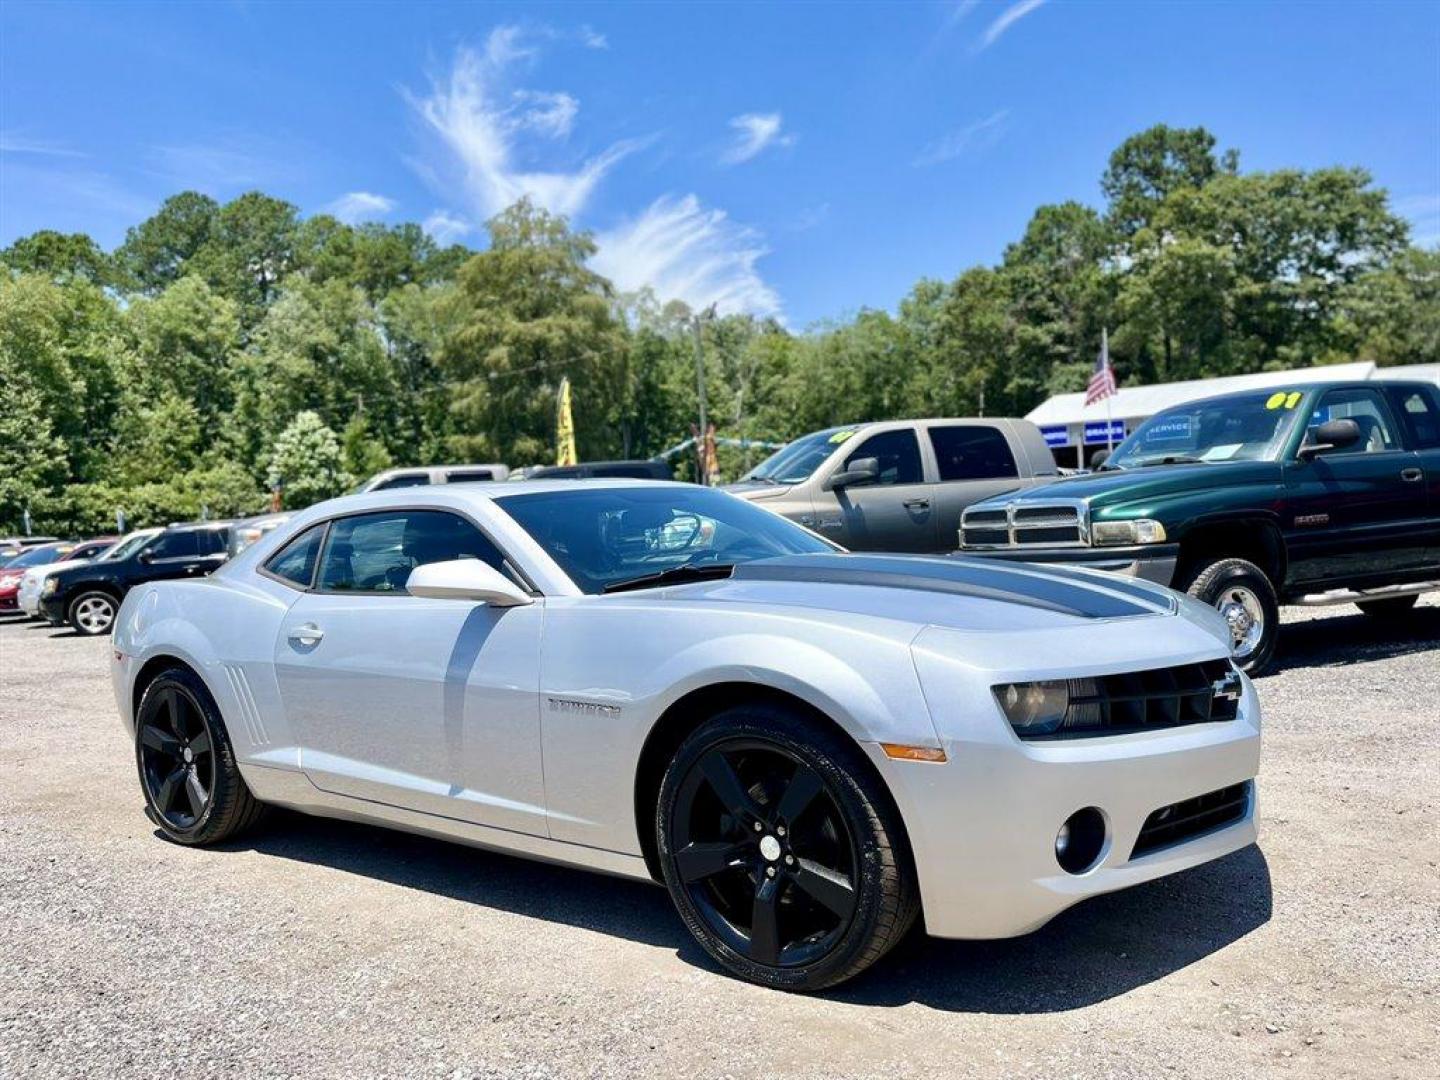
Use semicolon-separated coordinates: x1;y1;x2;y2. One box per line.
496;486;835;594
741;427;860;484
101;530;159;562
3;544;68;569
1106;391;1308;469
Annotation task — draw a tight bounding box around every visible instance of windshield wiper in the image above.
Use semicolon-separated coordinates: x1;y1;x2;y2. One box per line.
1137;455;1204;467
742;474;781;484
602;562;737;594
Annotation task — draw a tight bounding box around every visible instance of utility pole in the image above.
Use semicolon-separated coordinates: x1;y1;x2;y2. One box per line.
691;304;717;484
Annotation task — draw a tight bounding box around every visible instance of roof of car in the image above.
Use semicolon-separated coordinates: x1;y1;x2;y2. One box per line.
1153;379;1435;409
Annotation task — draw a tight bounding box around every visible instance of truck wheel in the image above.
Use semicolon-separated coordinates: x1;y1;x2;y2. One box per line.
1355;595;1418;618
1182;558;1280;674
68;590;119;636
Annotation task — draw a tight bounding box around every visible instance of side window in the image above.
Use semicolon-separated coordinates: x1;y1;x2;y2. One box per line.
372;473;431;491
317;510;508;594
1311;389;1400;454
1391;388;1440;450
198;529;228;555
264;525;325;588
146;531;200;560
844;430;924;486
928;426;1019;481
444;470;495;483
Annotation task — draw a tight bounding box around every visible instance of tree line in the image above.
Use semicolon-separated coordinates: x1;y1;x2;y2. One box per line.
2;124;1435;534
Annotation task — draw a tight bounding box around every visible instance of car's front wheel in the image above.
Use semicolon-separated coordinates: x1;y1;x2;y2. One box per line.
135;666;267;845
656;705;918;991
1182;557;1281;674
68;590;118;636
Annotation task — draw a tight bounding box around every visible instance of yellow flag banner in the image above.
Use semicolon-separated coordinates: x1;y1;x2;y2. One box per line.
556;377;577;466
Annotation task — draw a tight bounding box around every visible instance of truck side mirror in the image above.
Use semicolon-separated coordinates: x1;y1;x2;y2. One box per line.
1299;418;1361;460
1089;449;1110;469
824;457;880;490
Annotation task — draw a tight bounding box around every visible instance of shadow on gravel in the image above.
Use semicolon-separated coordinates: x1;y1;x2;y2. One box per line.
213;815;1270;1012
1266;606;1440;676
834;844;1272;1012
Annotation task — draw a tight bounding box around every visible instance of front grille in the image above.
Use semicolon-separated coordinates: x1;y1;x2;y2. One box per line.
1017;658;1243;741
1131;781;1251;859
960;503;1085;548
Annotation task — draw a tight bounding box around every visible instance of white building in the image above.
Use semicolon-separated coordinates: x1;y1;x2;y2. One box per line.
1027;361;1440;468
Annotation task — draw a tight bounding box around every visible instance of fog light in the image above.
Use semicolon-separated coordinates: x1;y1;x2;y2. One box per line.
1055;807;1106;874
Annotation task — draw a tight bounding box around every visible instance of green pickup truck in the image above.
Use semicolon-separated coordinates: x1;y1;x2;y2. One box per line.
959;380;1440;672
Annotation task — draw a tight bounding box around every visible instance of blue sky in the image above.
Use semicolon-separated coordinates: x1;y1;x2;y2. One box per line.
2;1;1437;325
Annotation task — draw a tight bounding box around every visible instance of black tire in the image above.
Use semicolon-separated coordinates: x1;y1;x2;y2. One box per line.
134;666;267;846
1181;557;1281;674
656;704;918;991
68;590;119;636
1356;595;1419;618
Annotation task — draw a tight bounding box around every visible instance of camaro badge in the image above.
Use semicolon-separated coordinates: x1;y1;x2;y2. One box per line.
1212;670;1243;704
547;697;621;718
1294;513;1329;527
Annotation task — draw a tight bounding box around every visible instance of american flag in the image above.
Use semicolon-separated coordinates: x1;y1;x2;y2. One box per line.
1085;327;1117;406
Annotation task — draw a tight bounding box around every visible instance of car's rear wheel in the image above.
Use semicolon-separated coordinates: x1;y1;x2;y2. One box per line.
1181;557;1280;674
68;591;118;636
656;705;918;991
135;667;266;846
1356;594;1419;618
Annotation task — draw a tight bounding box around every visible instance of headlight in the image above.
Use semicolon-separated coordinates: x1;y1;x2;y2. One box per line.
995;680;1070;737
1092;518;1167;546
42;578;59;596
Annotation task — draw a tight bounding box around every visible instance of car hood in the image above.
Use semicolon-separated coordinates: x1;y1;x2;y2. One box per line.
22;557;88;581
722;481;796;501
653;552;1182;634
972;460;1283;509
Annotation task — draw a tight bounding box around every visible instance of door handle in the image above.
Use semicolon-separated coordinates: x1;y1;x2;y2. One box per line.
903;498;931;510
1400;468;1423;482
287;623;324;646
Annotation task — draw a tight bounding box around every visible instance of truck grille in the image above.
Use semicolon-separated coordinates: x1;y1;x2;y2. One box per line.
960;503;1086;548
1131;782;1252;859
1012;658;1244;741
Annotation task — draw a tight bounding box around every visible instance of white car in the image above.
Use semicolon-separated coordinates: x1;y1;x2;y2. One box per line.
110;481;1261;990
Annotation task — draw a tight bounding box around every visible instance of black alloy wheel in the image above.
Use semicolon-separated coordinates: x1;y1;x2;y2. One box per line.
134;667;267;845
658;706;917;991
139;684;216;831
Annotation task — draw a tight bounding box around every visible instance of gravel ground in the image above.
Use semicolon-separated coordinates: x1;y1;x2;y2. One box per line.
1;599;1437;1079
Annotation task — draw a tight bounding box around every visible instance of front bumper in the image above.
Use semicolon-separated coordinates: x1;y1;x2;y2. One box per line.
962;542;1179;587
875;675;1260;939
37;594;67;625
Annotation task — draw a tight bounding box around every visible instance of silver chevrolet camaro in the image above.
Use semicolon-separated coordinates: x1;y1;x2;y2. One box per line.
110;481;1261;991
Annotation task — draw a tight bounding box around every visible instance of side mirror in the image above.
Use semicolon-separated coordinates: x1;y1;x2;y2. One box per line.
1299;418;1362;460
1089;449;1111;469
406;558;532;607
138;552;156;564
824;456;880;491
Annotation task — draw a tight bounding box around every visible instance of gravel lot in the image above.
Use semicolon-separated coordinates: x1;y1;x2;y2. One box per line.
1;600;1437;1080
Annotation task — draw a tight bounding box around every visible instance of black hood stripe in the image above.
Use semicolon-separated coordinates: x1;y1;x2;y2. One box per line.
732;554;1167;620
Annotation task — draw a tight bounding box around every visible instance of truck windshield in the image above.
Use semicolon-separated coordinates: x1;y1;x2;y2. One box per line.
1107;391;1307;469
741;427;860;485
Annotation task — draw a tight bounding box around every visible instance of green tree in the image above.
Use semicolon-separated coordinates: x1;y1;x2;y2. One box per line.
1101;124;1236;239
441;199;627;463
266;411;349;509
115;191;220;293
1;230;113;285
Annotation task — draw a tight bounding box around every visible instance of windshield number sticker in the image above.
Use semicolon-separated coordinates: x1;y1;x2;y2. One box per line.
1266;390;1303;410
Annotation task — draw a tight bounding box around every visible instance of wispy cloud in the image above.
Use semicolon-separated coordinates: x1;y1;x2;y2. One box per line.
790;202;831;232
0;133;87;158
324;191;396;223
913;109;1011;167
579;25;608;50
404;30;645;219
423;210;472;245
721;112;795;166
946;0;981;29
1395;193;1440;247
146;136;293;190
979;0;1048;51
593;194;781;318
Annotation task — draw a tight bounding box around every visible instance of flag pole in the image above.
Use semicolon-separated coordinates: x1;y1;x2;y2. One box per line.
1103;327;1115;454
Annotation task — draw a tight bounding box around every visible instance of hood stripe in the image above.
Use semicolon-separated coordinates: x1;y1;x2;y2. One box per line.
733;554;1168;620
